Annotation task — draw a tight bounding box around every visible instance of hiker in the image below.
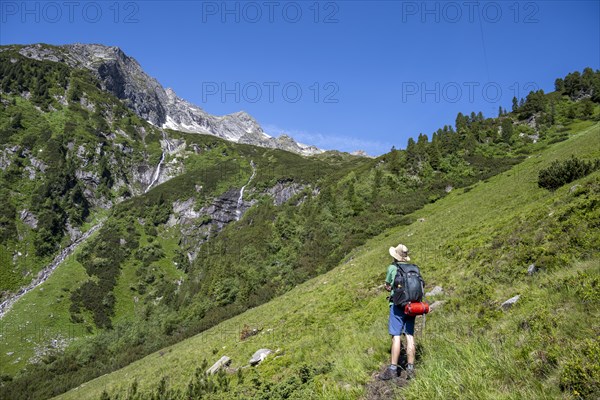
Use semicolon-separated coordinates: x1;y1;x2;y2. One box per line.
379;244;423;381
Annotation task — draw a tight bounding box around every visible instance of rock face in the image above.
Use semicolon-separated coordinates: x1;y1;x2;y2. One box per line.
173;179;309;262
201;189;250;230
266;182;308;206
175;188;256;262
12;43;322;156
19;210;38;229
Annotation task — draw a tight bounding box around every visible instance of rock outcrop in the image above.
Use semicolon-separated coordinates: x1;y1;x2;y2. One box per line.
265;181;307;206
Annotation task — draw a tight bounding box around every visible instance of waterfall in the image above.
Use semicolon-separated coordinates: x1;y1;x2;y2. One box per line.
145;151;165;193
145;131;172;193
235;161;256;221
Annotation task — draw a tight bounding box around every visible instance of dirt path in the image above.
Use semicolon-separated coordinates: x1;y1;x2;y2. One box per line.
363;315;427;399
364;366;410;399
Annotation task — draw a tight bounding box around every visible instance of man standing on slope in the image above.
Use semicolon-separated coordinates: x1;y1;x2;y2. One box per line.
379;244;419;380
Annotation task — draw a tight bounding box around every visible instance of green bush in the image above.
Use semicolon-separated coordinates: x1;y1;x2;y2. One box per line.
560;339;600;398
538;156;600;190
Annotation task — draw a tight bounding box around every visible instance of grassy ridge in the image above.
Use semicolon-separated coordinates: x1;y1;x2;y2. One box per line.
53;122;599;399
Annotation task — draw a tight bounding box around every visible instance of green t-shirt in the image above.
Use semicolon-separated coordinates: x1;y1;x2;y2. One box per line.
385;263;404;306
385;264;396;288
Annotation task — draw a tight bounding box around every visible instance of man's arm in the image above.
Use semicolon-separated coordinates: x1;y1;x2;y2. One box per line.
384;265;394;291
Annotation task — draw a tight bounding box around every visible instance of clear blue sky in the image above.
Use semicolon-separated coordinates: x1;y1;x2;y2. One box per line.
1;1;599;155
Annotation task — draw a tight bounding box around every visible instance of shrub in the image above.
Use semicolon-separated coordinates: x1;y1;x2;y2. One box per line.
538;156;600;190
560;339;600;398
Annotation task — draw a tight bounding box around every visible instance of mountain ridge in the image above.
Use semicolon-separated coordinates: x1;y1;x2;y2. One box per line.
6;43;323;156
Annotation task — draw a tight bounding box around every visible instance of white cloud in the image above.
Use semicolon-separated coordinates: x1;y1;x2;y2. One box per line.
262;124;392;156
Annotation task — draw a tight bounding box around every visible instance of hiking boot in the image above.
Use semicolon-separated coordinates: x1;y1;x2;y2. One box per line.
378;365;398;381
406;364;416;380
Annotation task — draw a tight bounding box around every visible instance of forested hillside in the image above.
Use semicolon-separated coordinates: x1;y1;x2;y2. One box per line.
1;48;599;399
52;114;600;400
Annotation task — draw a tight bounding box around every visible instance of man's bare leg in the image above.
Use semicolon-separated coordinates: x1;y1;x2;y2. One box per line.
391;335;401;365
405;334;416;379
406;334;415;364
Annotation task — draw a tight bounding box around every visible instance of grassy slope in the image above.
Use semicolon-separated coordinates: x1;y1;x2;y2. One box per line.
54;122;599;399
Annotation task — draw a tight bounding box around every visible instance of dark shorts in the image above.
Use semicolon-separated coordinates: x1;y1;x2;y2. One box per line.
388;304;415;336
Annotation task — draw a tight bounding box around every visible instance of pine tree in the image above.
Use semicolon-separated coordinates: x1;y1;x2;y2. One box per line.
512;96;519;112
428;134;442;169
521;90;547;118
406;137;417;165
455;112;468;132
416;133;429;162
463;131;477;153
501;118;514;144
581;98;595;117
10;111;23;131
371;168;383;203
388;146;401;175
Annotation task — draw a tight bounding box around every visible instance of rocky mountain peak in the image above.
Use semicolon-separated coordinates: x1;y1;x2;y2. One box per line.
10;43;323;156
165;87;177;98
64;43;129;65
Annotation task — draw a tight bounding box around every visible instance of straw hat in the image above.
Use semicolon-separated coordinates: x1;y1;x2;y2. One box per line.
389;244;410;262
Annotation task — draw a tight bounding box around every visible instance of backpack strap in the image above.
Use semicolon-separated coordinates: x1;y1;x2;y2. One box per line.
394;261;406;274
395;262;418;273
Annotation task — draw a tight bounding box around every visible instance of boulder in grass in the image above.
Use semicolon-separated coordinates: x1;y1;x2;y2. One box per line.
501;295;520;310
207;355;231;375
426;286;443;297
429;300;446;312
527;264;537;276
249;349;272;366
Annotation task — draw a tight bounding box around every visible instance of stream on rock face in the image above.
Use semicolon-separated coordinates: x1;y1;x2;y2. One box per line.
0;221;105;319
1;133;180;319
235;161;256;221
145;151;165;193
145;131;175;193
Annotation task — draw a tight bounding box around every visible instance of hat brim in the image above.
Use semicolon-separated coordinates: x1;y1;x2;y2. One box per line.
389;247;410;262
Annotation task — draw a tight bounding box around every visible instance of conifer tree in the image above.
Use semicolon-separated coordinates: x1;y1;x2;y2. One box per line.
501;118;514;144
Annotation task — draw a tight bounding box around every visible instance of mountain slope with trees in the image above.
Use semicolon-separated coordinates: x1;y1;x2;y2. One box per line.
0;54;599;399
49;119;600;400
